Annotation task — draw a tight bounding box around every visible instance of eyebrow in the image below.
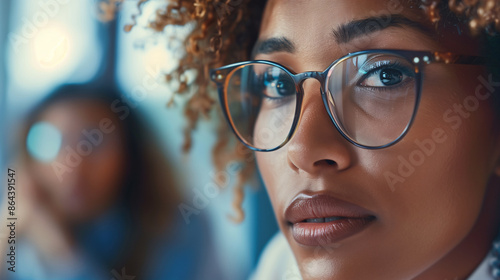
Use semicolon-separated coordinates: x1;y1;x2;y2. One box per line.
333;14;435;44
251;37;296;58
252;14;435;57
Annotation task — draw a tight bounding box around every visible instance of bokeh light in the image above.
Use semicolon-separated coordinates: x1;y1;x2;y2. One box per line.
33;25;70;69
26;121;62;162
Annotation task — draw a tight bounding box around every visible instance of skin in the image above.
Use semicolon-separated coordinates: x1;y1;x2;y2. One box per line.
253;0;500;279
28;100;126;223
0;99;127;269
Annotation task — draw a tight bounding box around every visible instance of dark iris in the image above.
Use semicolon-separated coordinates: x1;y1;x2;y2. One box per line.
380;68;403;86
263;71;295;97
275;79;295;96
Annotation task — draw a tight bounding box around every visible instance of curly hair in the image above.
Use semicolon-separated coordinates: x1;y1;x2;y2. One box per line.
104;0;500;222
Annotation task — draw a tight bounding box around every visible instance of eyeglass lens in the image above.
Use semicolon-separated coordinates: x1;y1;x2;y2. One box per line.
223;52;418;150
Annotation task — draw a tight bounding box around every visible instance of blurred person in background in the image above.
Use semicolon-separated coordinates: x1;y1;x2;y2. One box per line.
1;83;223;280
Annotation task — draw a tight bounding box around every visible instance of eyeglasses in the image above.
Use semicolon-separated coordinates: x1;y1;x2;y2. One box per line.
210;49;485;151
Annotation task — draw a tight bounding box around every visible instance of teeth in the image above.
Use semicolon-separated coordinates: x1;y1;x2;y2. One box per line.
304;217;344;223
305;218;325;223
325;217;343;222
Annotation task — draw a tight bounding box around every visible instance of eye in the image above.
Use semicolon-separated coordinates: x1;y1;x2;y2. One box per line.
352;58;416;101
358;61;414;88
261;68;296;98
380;68;403;86
359;67;406;87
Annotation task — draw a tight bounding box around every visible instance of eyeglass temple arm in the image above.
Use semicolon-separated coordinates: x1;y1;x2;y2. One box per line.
430;51;488;65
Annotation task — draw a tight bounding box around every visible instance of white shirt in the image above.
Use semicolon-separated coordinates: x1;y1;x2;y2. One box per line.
250;232;301;280
250;232;496;280
469;250;496;280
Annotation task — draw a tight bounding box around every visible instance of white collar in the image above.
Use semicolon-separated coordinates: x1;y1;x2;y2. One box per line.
251;232;497;280
468;250;496;280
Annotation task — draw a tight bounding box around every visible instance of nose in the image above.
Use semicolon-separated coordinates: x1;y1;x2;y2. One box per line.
286;79;353;175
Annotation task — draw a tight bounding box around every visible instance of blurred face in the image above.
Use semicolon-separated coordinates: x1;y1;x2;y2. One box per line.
28;99;125;222
253;0;500;279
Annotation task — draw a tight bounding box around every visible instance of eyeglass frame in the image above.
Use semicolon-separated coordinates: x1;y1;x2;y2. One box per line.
210;49;486;152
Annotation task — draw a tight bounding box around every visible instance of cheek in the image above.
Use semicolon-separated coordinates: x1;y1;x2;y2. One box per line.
87;145;125;200
359;67;498;270
380;65;495;208
31;162;65;198
256;151;290;222
256;152;277;197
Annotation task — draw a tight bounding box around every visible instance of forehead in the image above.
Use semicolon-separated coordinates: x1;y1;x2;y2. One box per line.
39;100;112;129
257;0;479;64
258;1;427;62
260;0;424;35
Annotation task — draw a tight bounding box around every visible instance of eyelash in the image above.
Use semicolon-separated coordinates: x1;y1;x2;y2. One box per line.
362;60;412;77
357;61;414;90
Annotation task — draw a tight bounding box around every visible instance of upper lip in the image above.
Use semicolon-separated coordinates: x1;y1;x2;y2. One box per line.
285;193;376;224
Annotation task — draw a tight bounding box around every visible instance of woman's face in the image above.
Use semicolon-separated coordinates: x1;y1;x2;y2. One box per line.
28;100;125;222
254;0;500;279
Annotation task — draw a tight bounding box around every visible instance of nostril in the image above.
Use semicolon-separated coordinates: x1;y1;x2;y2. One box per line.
313;159;337;167
325;159;336;165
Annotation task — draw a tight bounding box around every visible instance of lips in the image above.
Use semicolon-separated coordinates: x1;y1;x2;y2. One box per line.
285;193;376;246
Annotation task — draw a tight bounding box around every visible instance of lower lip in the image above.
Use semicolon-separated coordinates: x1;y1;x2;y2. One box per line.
290;217;375;246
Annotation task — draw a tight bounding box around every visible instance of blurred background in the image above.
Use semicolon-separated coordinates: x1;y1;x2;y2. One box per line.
0;0;278;279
